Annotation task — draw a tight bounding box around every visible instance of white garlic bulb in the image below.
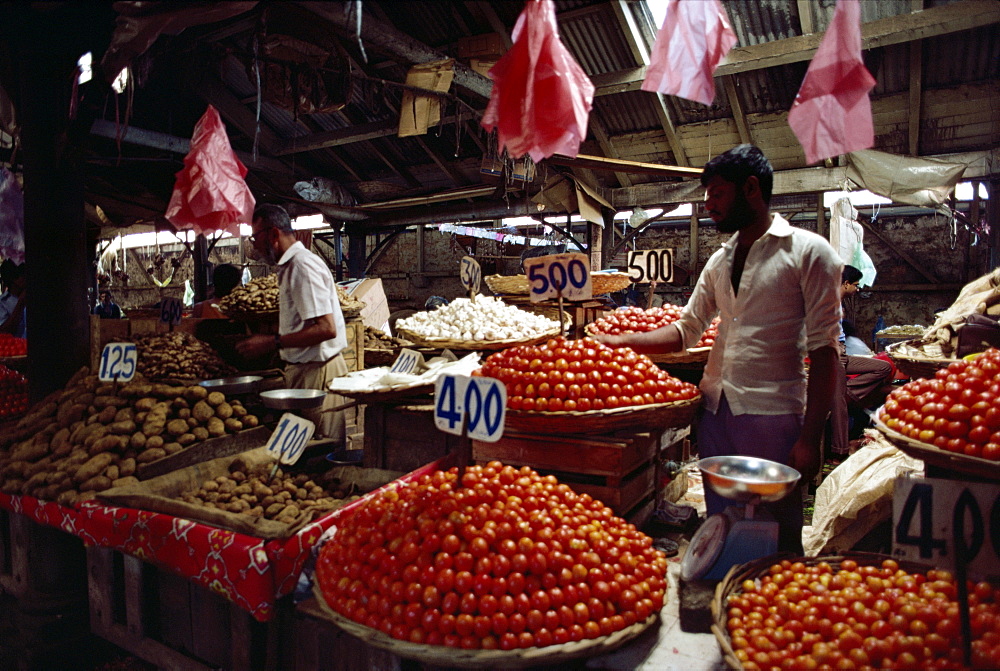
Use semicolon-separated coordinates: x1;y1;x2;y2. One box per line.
395;297;560;341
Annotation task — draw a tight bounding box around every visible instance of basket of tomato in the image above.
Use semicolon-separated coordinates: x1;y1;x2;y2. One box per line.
874;347;1000;478
0;333;27;359
586;306;717;364
0;364;28;421
314;462;664;667
712;552;1000;670
478;336;701;434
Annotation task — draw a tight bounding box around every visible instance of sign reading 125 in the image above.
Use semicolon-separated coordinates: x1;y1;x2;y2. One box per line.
524;253;592;303
434;374;506;442
265;413;316;465
98;342;138;382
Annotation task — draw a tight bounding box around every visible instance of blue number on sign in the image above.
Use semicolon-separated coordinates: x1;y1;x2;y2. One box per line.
483;382;503;435
436;376;462;429
109;345;123;378
528;262;549;295
99;347;111;379
271;418;289;446
568;259;588;289
465;381;483;433
122;344;137;379
548;262;568;292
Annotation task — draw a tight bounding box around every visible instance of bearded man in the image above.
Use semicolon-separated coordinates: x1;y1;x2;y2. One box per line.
595;145;842;553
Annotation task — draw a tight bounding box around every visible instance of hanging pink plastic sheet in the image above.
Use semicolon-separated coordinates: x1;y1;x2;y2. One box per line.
787;0;876;165
641;0;736;106
480;0;594;162
165;105;255;237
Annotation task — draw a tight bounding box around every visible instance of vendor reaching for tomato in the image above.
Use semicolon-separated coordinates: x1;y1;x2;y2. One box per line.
594;145;843;554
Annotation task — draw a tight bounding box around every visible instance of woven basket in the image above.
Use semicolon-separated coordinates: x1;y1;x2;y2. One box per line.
486;272;632;296
711;552;937;670
311;583;657;669
505;396;700;435
395;325;564;351
873;409;1000;479
885;339;959;380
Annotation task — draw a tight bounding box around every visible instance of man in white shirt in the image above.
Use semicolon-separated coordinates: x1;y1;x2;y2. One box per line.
237;204;348;441
596;145;842;553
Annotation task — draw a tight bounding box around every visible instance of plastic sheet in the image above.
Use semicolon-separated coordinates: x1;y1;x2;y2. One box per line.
165;105;255;237
641;0;736;106
846;149;967;208
481;0;593;162
788;0;876;164
0;168;24;264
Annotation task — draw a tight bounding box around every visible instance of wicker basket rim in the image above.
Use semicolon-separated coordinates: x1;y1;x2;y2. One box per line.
873;409;1000;475
884;339;961;364
395;325;563;350
506;396;701;418
311;582;657;668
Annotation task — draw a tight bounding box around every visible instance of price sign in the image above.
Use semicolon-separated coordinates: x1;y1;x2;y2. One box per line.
459;256;481;295
893;476;1000;578
524;253;592;303
160;296;183;325
98;343;138;382
434;374;506;442
265;413;316;465
626;248;674;284
390;348;425;375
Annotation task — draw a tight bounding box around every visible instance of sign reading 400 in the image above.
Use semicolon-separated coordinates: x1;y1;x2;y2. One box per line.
434;374;506;442
524;252;592;303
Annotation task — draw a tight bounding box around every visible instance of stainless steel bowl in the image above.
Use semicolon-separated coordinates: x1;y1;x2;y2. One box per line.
259;388;327;410
199;375;263;395
698;456;800;503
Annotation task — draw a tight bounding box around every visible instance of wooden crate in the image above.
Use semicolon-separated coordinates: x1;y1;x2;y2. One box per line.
293;598;402;671
473;430;660;515
87;546;290;671
340;319;364;373
0;509;87;603
363;402;469;473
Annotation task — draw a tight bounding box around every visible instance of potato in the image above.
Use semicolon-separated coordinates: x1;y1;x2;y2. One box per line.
206;417;225;437
214;402;233;420
119;458;136;478
192;401;214;423
242;415;260;428
109;420;136;435
134;411;148;424
163;442;183;455
50;428;72;456
265;502;285;517
184;385;208;402
112;476;140;488
191;427;209;441
57;402;87;428
134;397;158;412
186;417;199;428
206;391;226;407
175;408;191;420
129;431;147;450
56;490;77;506
74;453;114;484
105;464;120;481
113;408;134;423
142;419;165;437
82;424;109;448
136;447;166;464
224;418;243;433
166;419;189;437
145;435;164;450
89;435;123;455
79;475;112;492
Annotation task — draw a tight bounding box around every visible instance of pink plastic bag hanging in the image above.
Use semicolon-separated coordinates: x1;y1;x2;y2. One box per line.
481;0;594;162
165;105;255;236
641;0;736;106
787;0;876;165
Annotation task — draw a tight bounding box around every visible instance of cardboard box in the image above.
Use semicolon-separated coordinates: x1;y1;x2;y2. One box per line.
470;57;498;78
347;277;391;331
457;33;506;59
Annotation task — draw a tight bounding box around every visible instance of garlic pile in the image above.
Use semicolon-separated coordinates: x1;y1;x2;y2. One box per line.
396;297;560;341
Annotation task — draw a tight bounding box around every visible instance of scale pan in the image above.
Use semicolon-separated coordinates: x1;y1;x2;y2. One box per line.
698;456;800;503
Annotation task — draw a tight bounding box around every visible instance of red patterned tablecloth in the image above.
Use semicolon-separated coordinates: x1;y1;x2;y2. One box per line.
0;459;445;622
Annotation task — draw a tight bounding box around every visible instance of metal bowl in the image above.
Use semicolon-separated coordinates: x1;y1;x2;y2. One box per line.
326;449;364;466
259;388;327;410
698;456;800;503
199;375;263;395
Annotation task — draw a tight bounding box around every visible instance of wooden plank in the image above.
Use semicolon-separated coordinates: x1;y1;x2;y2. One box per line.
568;462;655;513
908;34;923;156
546;153;702;178
797;0;815;34
87;547;116;634
590;120;633;187
722;75;753;145
189;576;231;667
591;0;1000;95
158;571;195;656
136;425;271;480
473;431;657;478
123;554;147;640
229;602;254;671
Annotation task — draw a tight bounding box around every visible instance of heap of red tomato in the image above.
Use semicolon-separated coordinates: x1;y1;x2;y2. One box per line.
0;364;28;419
727;558;1000;670
587;305;719;347
316;462;667;651
880;347;1000;461
0;334;26;357
479;336;699;412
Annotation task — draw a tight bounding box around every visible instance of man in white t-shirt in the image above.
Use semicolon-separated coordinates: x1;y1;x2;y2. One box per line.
596;145;842;553
237;204;348;441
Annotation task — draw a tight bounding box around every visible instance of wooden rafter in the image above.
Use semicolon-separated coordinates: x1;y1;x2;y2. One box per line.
590;120;633;188
797;0;815;34
908;0;925;156
721;75;753;145
609;0;688;167
591;0;1000;96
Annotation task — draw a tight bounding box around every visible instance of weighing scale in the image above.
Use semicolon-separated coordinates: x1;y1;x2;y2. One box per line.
681;456;800;581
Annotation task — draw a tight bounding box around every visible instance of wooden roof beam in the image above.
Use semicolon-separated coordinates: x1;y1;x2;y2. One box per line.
609;0;689;167
591;0;1000;96
722;75;753;146
590;119;633;187
908;0;925;156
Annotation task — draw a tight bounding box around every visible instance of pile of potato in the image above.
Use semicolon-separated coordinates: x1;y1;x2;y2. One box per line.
218;275;279;316
363;326;411;351
133;331;235;383
179;461;360;523
0;368;260;505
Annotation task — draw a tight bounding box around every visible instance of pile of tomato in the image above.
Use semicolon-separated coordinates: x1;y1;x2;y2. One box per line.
478;336;699;412
727;558;1000;670
880;347;1000;460
317;462;667;651
0;334;26;357
587;305;718;347
0;364;28;419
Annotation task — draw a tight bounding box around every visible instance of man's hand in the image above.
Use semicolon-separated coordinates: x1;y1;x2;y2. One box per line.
236;334;275;359
788;436;821;483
